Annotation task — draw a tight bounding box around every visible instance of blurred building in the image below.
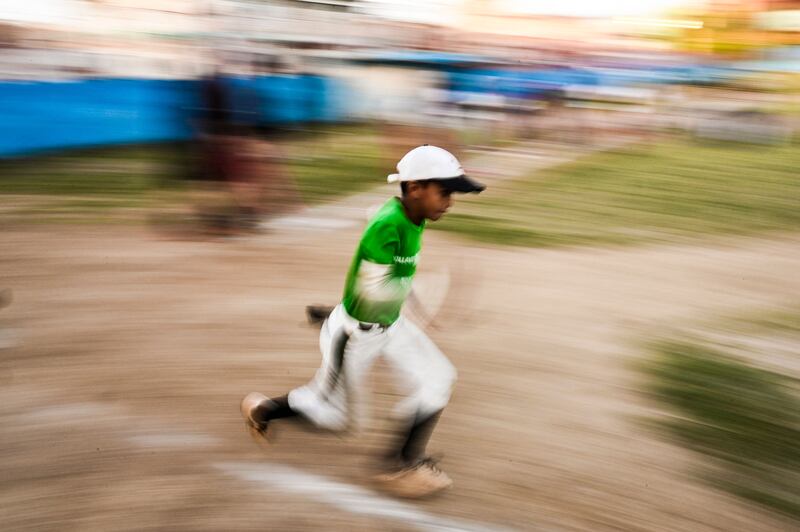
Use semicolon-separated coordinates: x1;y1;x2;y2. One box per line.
0;0;435;80
0;0;209;79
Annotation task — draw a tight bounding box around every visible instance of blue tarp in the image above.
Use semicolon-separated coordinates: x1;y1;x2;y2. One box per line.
447;68;601;98
0;75;352;157
355;50;729;97
589;65;734;86
446;64;738;100
0;79;198;157
0;64;738;157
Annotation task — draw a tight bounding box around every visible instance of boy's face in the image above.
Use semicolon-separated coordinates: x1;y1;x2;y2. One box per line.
411;181;454;221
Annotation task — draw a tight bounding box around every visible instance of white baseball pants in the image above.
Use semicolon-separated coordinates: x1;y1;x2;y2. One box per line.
288;304;456;431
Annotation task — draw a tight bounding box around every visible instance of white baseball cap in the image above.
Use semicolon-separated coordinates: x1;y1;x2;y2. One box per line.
387;145;485;193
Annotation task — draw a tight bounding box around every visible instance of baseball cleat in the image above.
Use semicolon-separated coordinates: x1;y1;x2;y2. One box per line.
373;457;452;498
240;392;272;443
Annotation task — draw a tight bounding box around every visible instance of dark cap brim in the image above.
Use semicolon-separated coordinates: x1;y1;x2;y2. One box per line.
435;175;486;193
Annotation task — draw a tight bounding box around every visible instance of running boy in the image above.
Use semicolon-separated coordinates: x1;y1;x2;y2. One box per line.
241;145;485;498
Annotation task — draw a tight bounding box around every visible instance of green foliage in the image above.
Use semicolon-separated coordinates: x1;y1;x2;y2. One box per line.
643;340;800;519
434;141;800;247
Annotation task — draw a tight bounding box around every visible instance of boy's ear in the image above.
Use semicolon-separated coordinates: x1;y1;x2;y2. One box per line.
405;181;424;195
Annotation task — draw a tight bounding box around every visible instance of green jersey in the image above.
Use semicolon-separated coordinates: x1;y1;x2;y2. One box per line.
343;197;424;325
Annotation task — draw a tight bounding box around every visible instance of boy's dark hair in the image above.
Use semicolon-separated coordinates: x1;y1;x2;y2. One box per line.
400;180;432;196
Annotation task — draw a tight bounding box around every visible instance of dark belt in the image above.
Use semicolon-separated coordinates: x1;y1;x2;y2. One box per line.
358;321;389;332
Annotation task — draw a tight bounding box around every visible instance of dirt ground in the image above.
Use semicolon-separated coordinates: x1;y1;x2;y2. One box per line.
1;222;799;531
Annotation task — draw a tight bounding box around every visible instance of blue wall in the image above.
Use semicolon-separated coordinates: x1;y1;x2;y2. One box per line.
0;75;352;157
0;79;198;157
448;68;601;98
0;67;732;157
224;74;348;125
445;65;733;99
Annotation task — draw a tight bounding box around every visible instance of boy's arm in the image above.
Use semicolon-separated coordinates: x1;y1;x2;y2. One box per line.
357;259;411;303
406;289;439;330
356;223;411;304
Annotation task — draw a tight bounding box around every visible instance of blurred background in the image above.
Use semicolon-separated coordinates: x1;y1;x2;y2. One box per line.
2;0;800;230
1;1;799;531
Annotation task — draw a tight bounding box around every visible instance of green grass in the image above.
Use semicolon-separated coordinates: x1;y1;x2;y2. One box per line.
641;321;800;520
0;143;192;197
282;124;385;203
730;305;800;335
435;140;800;247
0;125;387;222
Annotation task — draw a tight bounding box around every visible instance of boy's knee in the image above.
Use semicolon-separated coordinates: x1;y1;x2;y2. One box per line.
288;386;348;431
443;363;457;392
422;362;457;413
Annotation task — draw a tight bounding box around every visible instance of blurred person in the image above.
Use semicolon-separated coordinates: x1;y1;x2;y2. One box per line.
193;131;240;236
187;70;239;235
230;129;302;229
198;69;231;137
190;68;300;235
240;145;485;498
195;127;300;234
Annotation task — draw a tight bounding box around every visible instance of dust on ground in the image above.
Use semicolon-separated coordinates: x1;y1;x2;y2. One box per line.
1;223;798;531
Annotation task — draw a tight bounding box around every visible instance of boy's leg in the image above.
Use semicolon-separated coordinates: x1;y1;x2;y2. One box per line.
290;306;386;431
394;409;443;465
286;311;352;431
241;306;345;433
241;392;297;432
242;304;385;433
376;317;456;497
383;317;457;463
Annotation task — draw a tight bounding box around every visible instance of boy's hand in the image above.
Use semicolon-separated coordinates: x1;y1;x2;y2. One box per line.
406;290;439;331
306;305;334;327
